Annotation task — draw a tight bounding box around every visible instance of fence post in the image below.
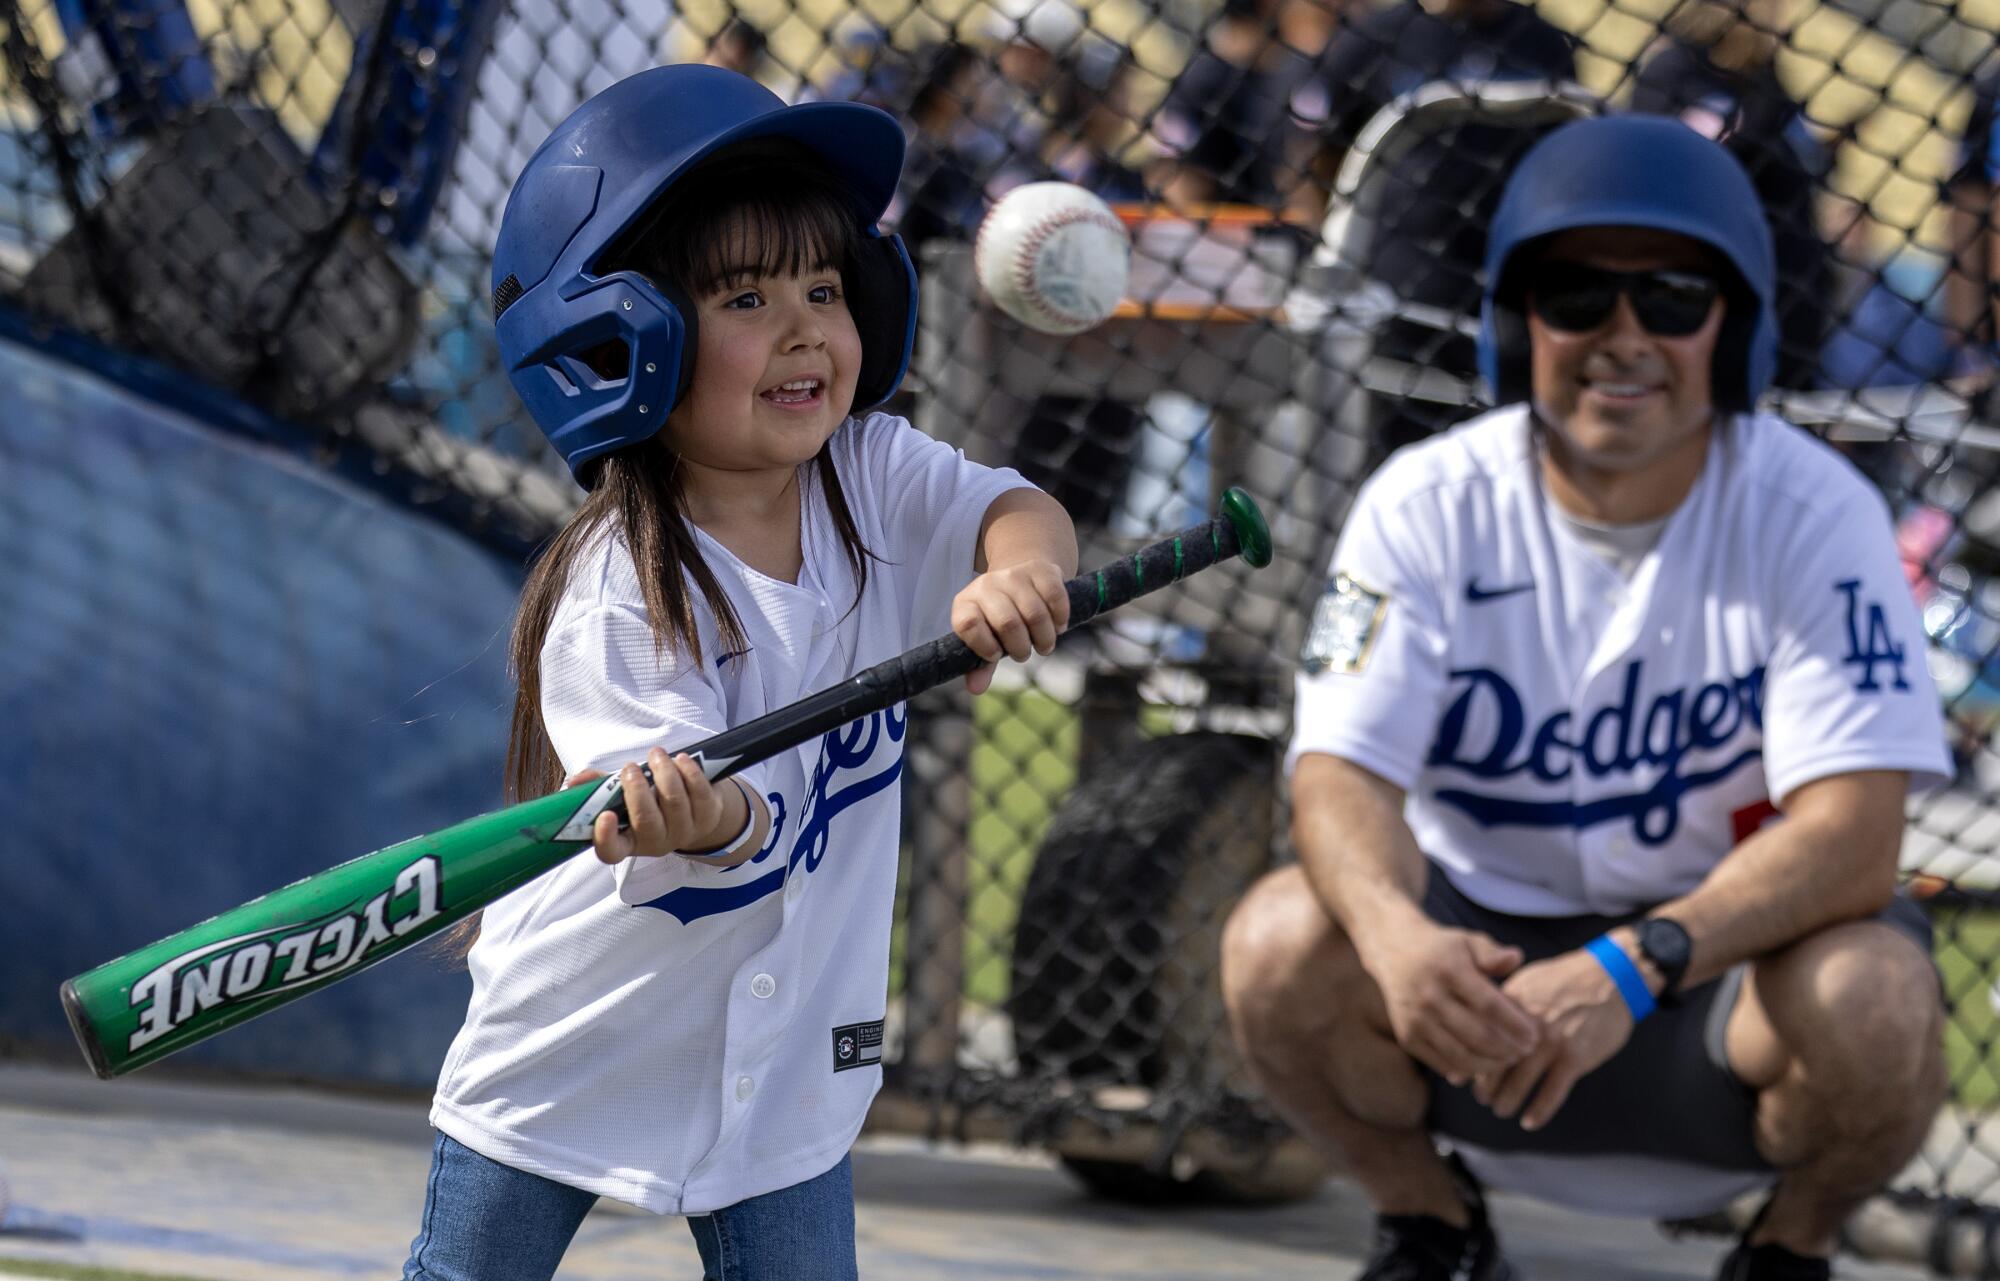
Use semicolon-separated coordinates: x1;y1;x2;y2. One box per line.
900;689;973;1079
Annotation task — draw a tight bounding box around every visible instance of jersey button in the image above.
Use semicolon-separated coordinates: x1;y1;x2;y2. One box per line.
751;973;777;999
736;1075;755;1102
785;874;804;902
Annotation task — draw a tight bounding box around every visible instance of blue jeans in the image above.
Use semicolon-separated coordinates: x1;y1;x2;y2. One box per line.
403;1132;857;1281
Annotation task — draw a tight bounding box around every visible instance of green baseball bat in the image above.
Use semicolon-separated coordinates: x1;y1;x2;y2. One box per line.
61;490;1273;1079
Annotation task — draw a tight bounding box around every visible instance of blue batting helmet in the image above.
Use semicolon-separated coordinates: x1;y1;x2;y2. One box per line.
1478;115;1777;412
491;64;917;479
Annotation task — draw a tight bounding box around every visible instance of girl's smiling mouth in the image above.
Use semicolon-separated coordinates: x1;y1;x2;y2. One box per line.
760;377;825;408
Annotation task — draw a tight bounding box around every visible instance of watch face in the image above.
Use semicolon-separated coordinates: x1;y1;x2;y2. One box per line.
1640;919;1692;981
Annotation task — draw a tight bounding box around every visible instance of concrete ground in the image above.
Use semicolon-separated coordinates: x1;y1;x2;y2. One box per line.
0;1063;1938;1281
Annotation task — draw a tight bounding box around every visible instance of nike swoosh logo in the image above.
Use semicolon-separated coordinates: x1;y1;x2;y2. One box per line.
1466;579;1535;603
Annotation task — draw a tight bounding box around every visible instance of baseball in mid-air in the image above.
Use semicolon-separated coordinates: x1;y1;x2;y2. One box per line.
974;182;1131;336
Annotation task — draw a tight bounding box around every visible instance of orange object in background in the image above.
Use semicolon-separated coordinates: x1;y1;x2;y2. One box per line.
1108;203;1309;323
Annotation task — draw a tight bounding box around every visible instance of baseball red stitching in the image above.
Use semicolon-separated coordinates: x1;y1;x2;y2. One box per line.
977;203;1126;331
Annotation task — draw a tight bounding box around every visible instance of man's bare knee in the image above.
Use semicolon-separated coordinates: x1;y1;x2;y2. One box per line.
1750;921;1945;1138
1220;865;1360;1044
1768;925;1937;1065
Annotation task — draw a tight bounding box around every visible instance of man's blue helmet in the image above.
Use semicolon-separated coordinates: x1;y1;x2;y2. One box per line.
491;64;918;479
1478;115;1777;412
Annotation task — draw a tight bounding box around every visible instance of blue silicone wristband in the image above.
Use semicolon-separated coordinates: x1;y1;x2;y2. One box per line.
1585;935;1656;1024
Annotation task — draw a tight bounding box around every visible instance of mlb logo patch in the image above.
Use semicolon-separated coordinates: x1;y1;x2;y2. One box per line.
1302;573;1388;676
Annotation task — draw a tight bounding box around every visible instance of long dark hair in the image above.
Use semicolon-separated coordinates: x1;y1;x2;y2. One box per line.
440;143;879;960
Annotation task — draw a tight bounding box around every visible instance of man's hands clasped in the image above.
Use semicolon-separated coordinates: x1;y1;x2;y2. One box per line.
1369;920;1646;1132
1368;920;1540;1087
1472;946;1641;1132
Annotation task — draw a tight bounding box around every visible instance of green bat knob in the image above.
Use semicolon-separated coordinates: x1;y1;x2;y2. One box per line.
1221;487;1273;569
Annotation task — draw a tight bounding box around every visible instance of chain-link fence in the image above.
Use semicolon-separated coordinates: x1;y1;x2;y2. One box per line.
13;0;2000;1257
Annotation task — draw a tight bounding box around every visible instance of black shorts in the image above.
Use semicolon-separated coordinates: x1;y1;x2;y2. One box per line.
1418;864;1935;1172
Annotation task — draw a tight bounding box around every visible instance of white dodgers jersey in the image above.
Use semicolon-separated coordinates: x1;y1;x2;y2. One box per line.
1290;407;1952;1216
430;414;1030;1215
1291;406;1952;918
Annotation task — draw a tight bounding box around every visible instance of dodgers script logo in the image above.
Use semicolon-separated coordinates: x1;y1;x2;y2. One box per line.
638;705;907;923
1426;660;1765;845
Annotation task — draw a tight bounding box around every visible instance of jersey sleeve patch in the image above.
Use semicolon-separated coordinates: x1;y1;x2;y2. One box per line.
1835;578;1912;693
1302;573;1389;675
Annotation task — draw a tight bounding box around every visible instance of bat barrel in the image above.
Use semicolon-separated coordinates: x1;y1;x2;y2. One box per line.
60;978;115;1079
60;787;593;1078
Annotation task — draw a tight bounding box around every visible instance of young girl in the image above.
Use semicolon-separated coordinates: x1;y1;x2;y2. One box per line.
404;64;1077;1280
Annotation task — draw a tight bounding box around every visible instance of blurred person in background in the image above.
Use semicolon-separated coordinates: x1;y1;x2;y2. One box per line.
1813;193;1951;493
886;0;1077;238
703;17;775;85
967;0;1089;199
800;15;907;109
992;0;1082;99
1945;59;2000;375
1630;0;1832;391
1151;0;1317;208
1292;0;1575;199
1291;0;1576;467
886;41;994;247
1279;0;1353;76
1816;192;1953;395
1039;35;1147;200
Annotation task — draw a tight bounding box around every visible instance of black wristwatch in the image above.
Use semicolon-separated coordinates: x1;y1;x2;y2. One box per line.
1635;917;1693;1004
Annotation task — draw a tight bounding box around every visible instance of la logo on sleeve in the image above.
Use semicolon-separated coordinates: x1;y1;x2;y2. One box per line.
1835;580;1909;693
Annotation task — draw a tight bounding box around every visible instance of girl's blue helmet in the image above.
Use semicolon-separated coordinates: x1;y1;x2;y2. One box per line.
1478;115;1777;411
491;64;918;479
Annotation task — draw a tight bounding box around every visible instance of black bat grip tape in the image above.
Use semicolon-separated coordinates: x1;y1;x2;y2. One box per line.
603;505;1253;829
1068;513;1240;629
873;510;1241;690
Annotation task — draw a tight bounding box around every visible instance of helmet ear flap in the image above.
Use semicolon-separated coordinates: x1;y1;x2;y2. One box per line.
1490;305;1532;407
845;232;916;409
1707;274;1758;413
1482;256;1535;408
653;276;700;411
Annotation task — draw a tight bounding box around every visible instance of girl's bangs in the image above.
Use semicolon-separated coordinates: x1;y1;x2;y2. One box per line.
642;154;864;298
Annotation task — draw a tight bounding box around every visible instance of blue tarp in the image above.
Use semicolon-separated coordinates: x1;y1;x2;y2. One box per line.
0;337;521;1088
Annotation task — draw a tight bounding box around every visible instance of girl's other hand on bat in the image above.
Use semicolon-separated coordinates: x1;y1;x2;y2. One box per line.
569;747;727;863
951;559;1070;695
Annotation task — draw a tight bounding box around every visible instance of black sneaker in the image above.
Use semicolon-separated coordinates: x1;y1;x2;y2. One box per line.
1357;1157;1517;1281
1715;1240;1832;1281
1715;1193;1833;1281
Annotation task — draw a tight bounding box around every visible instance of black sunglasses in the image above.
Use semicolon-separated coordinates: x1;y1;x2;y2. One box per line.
1530;263;1723;338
